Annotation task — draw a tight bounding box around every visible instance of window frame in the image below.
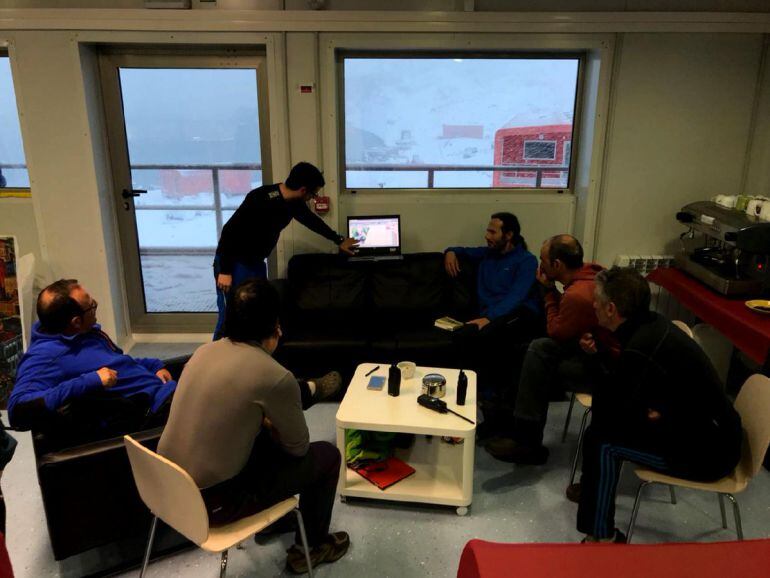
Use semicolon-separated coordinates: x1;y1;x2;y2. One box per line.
336;50;584;194
0;49;30;198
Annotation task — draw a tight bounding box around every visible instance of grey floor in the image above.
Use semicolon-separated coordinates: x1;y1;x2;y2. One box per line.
4;343;770;577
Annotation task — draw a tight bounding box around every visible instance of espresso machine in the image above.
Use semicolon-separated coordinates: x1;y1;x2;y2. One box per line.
676;201;770;296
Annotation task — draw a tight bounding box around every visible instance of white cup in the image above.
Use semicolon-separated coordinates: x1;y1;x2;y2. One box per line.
397;361;416;379
747;198;764;217
760;202;770;222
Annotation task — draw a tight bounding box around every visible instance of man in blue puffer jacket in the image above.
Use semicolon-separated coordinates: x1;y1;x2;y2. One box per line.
8;279;177;436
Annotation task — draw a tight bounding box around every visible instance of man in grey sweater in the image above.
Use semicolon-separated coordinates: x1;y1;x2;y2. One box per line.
159;279;349;575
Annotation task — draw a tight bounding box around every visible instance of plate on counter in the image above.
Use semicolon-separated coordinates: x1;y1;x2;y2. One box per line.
745;300;770;315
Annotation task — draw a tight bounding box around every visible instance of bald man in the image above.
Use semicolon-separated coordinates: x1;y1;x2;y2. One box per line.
9;279;176;436
485;235;612;464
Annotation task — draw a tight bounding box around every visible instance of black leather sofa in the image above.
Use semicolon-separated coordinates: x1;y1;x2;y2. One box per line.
274;252;480;383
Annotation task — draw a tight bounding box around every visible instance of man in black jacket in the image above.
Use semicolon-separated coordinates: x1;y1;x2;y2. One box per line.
575;267;742;543
213;162;358;338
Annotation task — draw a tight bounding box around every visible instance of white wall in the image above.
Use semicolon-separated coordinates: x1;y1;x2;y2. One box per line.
595;33;763;265
745;38;770;197
2;31;129;339
341;192;574;253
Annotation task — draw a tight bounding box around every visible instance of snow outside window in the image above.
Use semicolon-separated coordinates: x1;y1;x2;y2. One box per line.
342;56;579;190
0;56;29;189
118;67;263;313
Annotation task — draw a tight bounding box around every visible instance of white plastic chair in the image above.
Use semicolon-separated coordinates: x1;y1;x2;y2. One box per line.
627;374;770;542
124;435;313;577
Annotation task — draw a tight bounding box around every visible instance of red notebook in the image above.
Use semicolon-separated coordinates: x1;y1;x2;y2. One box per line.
351;457;416;490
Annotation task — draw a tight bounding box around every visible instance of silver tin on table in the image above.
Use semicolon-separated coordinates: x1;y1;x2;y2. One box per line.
421;373;446;398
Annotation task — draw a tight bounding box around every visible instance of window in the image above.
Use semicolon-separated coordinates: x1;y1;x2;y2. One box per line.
523;140;556;160
0;54;29;190
341;55;580;190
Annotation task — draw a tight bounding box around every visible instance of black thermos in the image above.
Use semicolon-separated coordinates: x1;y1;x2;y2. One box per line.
388;362;401;397
456;369;467;405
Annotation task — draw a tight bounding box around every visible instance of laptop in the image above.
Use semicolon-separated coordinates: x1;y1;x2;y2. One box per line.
347;215;403;262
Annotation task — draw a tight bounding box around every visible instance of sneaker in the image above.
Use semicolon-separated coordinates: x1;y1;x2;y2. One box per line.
286;531;350;574
566;483;582;504
310;371;342;402
484;437;550;465
581;529;627;544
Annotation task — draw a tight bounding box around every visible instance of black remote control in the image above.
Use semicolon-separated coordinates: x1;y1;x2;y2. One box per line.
418;394;476;425
418;394;448;413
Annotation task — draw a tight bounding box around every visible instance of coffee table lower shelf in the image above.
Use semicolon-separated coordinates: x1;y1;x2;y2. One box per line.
337;433;473;516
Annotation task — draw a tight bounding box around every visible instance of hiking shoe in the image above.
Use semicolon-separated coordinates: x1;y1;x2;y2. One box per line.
484;437;549;465
581;529;627;544
286;531;350;574
310;371;342;401
566;483;582;504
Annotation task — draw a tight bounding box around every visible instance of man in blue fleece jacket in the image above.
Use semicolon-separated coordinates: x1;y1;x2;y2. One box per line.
8;279;177;435
444;212;541;397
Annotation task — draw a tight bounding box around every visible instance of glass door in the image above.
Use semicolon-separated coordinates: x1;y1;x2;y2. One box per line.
100;49;271;332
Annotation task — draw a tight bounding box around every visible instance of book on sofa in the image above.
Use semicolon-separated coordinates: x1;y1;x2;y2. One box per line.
435;316;465;331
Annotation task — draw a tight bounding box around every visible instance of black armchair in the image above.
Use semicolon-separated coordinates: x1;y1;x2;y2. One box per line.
29;355;190;563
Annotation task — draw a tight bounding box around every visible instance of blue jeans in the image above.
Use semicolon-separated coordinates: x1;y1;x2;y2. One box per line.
213;256;267;340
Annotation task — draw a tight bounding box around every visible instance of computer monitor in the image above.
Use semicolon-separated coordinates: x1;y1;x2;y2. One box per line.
347;215;401;257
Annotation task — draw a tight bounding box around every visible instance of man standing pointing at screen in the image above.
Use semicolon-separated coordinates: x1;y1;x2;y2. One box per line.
213;162;358;338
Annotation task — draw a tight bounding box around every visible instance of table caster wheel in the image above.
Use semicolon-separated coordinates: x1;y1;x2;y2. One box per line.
456;506;468;516
340;495;347;503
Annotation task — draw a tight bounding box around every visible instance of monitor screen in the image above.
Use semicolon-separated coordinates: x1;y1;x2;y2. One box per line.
348;216;400;249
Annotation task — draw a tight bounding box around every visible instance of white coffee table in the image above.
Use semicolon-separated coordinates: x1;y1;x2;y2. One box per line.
335;363;477;515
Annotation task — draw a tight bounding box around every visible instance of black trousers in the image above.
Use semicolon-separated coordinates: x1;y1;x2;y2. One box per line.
201;432;341;547
511;337;595;444
453;306;543;398
577;423;737;539
200;379;334;547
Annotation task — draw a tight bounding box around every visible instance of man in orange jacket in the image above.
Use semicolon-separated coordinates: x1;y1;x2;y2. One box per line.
485;234;613;464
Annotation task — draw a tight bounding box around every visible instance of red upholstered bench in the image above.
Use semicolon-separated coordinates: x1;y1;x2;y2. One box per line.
457;539;770;578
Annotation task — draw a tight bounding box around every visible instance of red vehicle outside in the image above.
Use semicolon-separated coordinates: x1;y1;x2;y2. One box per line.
493;123;572;188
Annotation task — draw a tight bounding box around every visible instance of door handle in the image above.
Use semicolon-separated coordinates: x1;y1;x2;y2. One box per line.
122;188;147;199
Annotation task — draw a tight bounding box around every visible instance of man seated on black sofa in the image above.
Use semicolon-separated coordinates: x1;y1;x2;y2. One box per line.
159;278;349;575
8;279;178;439
444;212;541;397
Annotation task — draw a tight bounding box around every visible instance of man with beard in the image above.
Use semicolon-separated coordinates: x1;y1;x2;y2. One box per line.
443;213;541;399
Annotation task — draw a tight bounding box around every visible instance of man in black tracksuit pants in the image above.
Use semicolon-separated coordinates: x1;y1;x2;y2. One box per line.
213;162;357;338
575;267;742;542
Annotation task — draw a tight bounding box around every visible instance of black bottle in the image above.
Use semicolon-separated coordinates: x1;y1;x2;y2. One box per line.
456;369;467;405
388;362;401;397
